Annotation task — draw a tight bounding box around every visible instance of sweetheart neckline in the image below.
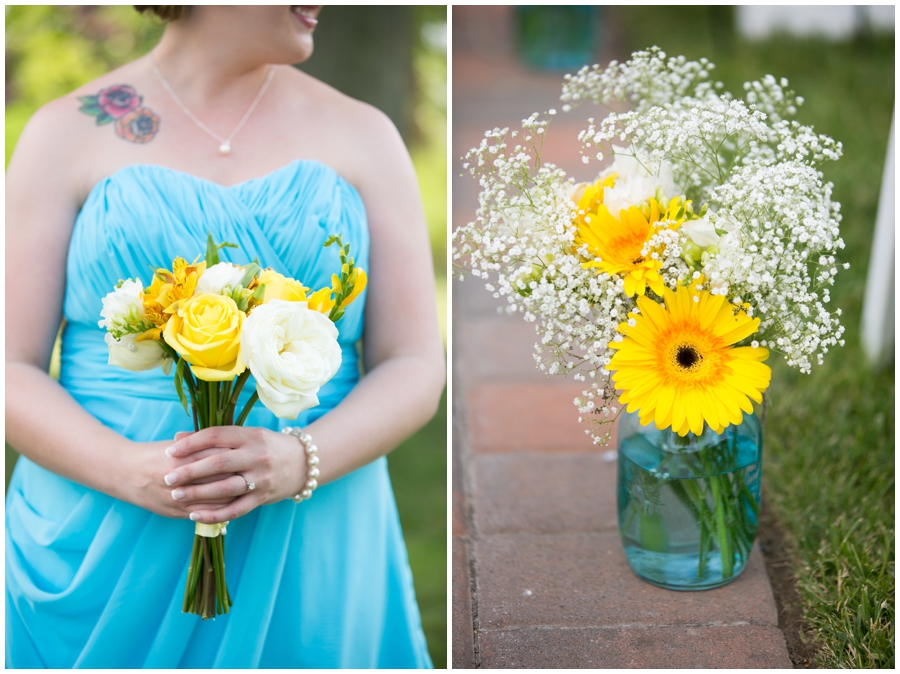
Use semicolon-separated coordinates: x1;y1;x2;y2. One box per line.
81;159;357;205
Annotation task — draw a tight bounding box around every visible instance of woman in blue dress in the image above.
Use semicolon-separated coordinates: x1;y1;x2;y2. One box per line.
5;6;444;668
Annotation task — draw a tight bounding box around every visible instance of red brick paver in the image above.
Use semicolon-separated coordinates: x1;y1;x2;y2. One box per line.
451;6;792;669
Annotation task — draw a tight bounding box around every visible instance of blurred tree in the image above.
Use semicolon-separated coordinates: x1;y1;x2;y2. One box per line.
298;6;414;140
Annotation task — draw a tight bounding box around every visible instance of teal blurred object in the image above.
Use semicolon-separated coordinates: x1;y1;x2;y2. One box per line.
517;5;600;71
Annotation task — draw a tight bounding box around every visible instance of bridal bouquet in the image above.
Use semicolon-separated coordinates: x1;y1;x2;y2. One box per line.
99;234;366;618
453;48;845;582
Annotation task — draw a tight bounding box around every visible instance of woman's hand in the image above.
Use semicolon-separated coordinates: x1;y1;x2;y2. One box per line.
122;433;238;520
160;426;309;524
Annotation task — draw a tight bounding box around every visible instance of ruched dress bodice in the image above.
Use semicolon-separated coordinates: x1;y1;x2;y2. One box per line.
6;161;432;668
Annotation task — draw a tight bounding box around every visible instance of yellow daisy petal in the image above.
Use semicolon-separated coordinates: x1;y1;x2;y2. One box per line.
607;285;770;435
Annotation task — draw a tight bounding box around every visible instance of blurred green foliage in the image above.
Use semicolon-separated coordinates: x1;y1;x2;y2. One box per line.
615;7;894;667
410;7;448;315
5;6;164;166
5;5;447;668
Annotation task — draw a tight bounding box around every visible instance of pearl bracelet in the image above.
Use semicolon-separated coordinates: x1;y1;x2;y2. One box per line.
281;427;320;502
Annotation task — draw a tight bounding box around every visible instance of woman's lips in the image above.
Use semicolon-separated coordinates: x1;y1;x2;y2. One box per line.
290;6;320;29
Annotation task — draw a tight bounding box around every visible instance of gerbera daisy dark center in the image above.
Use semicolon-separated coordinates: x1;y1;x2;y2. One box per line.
675;344;702;370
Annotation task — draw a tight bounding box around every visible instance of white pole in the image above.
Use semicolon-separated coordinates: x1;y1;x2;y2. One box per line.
860;109;895;369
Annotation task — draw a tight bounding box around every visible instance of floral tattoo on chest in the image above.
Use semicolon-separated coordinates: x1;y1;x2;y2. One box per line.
78;84;160;144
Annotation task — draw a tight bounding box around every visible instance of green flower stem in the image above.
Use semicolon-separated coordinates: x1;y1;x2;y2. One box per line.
209;384;218;428
234;391;259;427
638;510;667;552
219;535;230;614
225;370;252;425
197;538;208;616
209;535;226;616
740;480;760;518
181;365;201;432
204;547;214;619
182;534;200;613
708;472;734;578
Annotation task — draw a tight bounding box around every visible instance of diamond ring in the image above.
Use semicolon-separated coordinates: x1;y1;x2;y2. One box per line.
240;475;256;493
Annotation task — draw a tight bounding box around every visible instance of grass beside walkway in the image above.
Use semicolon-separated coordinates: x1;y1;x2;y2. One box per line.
615;8;894;667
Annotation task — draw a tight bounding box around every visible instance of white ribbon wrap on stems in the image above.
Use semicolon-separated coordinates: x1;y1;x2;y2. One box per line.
195;521;229;538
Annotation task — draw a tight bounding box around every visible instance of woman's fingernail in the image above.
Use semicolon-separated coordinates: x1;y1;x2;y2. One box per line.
189;512;201;521
174;431;191;440
171;489;185;500
165;445;176;457
164;472;179;486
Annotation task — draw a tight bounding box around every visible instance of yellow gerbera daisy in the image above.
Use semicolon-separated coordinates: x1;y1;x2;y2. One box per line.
608;285;771;436
571;173;616;217
573;179;687;298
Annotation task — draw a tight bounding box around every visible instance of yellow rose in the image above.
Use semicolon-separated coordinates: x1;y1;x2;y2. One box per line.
163;293;246;381
258;269;308;303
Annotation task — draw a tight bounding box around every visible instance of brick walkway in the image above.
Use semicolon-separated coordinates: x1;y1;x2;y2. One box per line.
451;7;792;668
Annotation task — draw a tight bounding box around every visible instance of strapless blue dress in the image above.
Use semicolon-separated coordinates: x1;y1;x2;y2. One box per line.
6;161;433;668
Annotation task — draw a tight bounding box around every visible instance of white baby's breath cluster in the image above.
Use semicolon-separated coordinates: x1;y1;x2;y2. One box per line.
453;47;846;443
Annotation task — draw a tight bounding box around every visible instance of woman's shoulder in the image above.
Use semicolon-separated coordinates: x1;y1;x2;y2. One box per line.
278;66;408;187
12;58;155;200
21;59;149;143
282;66;397;134
14;60;150;171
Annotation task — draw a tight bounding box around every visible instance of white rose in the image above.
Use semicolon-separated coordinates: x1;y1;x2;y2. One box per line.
195;262;246;296
682;216;720;248
600;145;680;216
683;214;738;249
240;300;342;419
105;332;172;373
715;216;741;255
98;279;146;336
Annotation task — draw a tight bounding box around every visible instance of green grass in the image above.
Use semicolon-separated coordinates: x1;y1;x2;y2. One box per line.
615;9;895;667
387;387;447;668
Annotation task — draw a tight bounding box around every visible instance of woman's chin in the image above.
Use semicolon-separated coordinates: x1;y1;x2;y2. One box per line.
265;38;314;66
291;40;314;65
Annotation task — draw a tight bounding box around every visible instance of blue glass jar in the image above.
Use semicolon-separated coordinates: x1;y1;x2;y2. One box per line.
617;405;763;590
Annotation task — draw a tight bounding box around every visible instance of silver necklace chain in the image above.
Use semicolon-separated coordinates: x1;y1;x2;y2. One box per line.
149;53;275;155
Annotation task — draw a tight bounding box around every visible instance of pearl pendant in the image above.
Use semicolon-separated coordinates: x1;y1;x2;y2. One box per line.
219;141;231;156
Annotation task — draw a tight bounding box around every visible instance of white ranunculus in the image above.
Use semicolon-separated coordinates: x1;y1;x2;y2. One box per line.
240;300;342;419
600;145;680;217
105;332;171;373
98;279;145;335
194;262;246;296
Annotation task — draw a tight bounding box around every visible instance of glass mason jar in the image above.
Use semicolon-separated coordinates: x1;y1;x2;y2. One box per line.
617;403;763;590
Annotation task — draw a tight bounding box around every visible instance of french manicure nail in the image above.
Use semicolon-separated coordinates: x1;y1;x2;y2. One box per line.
164;472;178;486
171;489;184;500
189;512;201;521
165;446;176;457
